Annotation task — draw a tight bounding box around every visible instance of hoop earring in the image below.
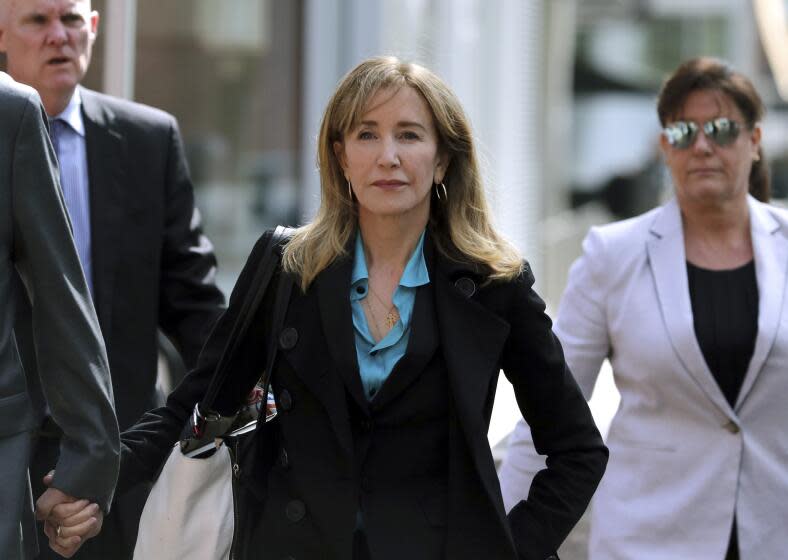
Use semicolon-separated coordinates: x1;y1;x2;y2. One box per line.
347;180;353;200
434;182;447;201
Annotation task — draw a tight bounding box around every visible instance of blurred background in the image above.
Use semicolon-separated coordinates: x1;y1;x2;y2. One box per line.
3;1;787;553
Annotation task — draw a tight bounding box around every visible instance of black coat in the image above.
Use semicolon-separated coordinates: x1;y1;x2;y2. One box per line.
121;229;607;560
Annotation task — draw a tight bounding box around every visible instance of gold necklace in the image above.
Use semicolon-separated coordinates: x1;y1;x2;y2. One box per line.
366;284;399;330
362;297;387;342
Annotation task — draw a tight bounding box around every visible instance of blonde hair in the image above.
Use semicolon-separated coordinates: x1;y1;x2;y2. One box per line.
282;56;523;290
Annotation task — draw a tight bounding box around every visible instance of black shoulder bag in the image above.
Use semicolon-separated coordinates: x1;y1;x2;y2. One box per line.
183;224;295;456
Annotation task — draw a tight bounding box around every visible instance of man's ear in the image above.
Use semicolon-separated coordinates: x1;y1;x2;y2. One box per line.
90;10;99;38
0;0;13;52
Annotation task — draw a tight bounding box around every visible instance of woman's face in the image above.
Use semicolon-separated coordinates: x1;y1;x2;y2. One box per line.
335;86;447;226
660;88;761;211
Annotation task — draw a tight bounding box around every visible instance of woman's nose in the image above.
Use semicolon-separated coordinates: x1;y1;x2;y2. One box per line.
691;129;714;154
377;137;400;167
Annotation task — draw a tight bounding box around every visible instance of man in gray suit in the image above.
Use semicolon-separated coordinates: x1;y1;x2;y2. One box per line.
2;0;225;557
0;73;119;559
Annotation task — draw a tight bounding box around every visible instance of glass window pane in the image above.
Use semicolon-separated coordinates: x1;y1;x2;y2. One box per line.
134;0;302;290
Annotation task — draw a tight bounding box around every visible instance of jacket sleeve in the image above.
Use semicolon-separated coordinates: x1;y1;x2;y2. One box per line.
12;92;119;512
499;228;611;514
118;230;274;494
156;116;226;369
553;227;611;396
501;263;608;560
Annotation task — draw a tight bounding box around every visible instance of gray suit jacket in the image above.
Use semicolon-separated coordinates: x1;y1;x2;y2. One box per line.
0;73;119;557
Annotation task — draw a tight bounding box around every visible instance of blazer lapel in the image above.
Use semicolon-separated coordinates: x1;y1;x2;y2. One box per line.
315;252;369;413
646;198;734;418
433;250;510;519
80;87;126;336
736;197;788;408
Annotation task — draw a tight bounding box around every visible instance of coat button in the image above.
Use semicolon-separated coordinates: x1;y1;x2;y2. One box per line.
278;389;293;411
724;420;740;434
360;419;373;432
454;277;476;298
361;476;372;492
278;447;289;469
279;327;298;350
285;499;306;522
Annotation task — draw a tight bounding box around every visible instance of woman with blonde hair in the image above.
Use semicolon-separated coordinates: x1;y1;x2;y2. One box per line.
91;56;606;560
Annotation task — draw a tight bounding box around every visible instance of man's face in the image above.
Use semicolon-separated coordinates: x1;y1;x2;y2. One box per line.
0;0;98;103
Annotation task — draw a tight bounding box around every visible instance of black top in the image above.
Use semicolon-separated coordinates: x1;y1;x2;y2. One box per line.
687;260;758;407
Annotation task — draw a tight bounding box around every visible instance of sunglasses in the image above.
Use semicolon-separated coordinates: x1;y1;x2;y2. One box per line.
663;117;741;149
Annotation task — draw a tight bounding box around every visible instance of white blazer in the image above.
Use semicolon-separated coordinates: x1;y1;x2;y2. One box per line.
500;196;788;559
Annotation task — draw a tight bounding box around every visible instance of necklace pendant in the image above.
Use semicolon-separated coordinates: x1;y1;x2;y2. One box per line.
385;308;399;329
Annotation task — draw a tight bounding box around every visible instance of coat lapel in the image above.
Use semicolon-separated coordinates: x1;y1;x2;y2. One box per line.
315;251;369;413
736;197;788;408
279;282;355;458
646;198;734;418
433;250;511;520
80;87;126;336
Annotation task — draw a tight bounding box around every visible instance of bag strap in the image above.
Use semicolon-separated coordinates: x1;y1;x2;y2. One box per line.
190;226;293;438
257;259;293;415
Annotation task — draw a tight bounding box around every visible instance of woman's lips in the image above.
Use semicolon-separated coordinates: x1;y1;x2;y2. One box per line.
372;180;406;188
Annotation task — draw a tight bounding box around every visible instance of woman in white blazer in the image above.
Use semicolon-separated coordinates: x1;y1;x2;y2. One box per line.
500;57;786;559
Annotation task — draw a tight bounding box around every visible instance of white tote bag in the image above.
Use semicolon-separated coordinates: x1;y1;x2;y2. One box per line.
133;442;234;560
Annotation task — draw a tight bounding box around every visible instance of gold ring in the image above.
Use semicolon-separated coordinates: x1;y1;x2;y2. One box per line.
56;525;62;538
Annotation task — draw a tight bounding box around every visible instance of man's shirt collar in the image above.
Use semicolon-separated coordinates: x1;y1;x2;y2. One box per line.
52;88;85;137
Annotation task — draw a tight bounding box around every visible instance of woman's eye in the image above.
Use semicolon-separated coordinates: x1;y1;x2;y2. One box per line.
357;131;375;140
400;131;420;140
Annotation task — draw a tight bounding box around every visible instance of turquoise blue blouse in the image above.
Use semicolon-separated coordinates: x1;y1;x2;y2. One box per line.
350;230;429;400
